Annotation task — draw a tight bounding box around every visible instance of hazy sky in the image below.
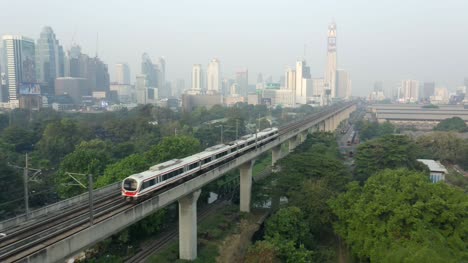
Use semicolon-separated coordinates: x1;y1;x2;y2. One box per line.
2;0;468;95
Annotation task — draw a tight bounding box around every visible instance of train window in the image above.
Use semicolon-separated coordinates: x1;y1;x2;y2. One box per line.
215;151;227;159
142;181;150;189
149;179;156;186
123;179;138;191
189;162;199;170
202;157;211;164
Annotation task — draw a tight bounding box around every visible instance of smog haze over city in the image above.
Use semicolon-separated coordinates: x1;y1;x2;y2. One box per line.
2;0;467;95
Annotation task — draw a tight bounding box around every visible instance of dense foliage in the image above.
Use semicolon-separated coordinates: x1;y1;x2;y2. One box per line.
330;169;468;262
416;132;468;170
247;132;350;262
434;117;467;132
354;120;395;141
354;134;424;182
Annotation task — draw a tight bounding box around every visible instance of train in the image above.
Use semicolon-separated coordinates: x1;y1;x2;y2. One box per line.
121;127;279;201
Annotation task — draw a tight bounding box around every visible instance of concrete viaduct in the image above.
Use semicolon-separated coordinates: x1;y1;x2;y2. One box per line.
8;102;356;262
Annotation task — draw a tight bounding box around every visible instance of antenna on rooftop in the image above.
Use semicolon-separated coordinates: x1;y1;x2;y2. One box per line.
95;32;99;58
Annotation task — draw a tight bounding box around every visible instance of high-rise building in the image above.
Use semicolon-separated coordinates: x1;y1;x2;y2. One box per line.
257;73;263;84
374;81;383;92
207;58;221;94
285;68;296;92
2;35;36;107
422;82;435;101
63;45;109;97
295;60;311;104
336;69;351;98
191;64;203;94
235;69;248;97
173;78;185;97
399;80;419;103
430;87;449;104
35;26;64;96
115;63;130;85
158;57;169;98
325;22;337;98
464;78;468;88
141;53;158;87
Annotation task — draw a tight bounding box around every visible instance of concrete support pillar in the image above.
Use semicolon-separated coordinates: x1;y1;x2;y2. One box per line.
301;130;308;142
240;161;254;212
272;145;281;166
319;121;325;132
179;189;201;261
288;137;296;152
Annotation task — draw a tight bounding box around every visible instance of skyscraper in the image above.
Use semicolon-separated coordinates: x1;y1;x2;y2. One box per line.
285;68;296;92
207;58;221;94
192;64;203;94
141;53;158;87
295;60;311;104
399;80;419;103
235;69;248;97
35;26;64;96
158;57;169;98
336;69;351;98
63;45;109;96
2;35;36;106
115;63;130;84
325;22;337;98
422;82;435;101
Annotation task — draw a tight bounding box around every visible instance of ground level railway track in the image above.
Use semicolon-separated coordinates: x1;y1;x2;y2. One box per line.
125;200;229;263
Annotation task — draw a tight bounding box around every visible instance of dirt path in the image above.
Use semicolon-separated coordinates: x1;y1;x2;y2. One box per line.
216;211;268;263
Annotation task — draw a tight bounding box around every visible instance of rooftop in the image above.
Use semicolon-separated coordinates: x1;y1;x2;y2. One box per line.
417;159;448;173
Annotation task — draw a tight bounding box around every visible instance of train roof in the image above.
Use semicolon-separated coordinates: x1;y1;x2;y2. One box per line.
150;159;184;171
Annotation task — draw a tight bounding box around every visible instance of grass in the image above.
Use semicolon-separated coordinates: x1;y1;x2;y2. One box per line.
445;169;468;192
147;205;239;263
252;154;272;176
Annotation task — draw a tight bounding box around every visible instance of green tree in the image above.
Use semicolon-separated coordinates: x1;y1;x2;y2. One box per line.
1;125;35;152
95;153;150;188
289;179;336;239
0;152;22;218
416;132;468;169
56;140;113;198
330;169;467;262
355;135;423;181
265;207;311;246
37;119;90;165
434;117;467;132
145;135;200;163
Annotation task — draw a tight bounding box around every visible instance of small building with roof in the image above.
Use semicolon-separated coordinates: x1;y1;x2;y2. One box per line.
417;159;448;183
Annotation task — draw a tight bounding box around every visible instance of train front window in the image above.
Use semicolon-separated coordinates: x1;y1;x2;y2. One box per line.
124;179;138;191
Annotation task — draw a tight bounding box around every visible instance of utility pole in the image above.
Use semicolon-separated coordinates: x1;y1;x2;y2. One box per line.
23;153;29;218
88;174;94;225
65;172;94;226
220;125;224;144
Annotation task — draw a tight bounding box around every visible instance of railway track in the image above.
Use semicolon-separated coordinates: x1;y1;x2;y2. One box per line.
126;199;229;263
0;102;354;262
0;193;128;263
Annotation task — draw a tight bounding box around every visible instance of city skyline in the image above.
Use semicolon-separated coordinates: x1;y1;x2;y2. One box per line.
1;0;467;96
